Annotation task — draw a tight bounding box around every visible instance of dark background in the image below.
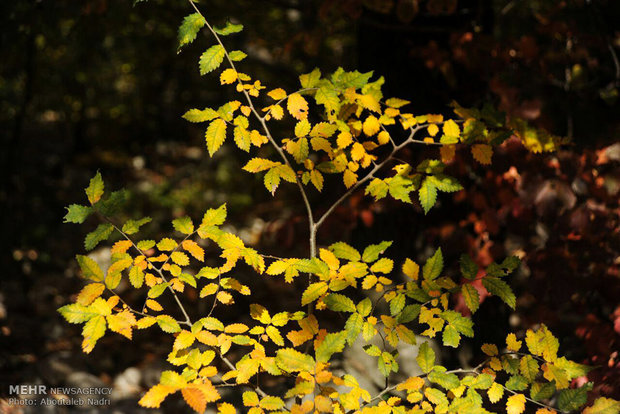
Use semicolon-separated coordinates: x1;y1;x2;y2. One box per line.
1;0;619;412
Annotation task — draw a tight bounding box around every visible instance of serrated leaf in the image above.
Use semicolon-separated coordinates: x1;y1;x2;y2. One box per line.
229;50;247;61
301;282;328;306
423;248;443;280
178;13;206;50
419;178;437;214
583;397;620;414
287;93;308;120
139;384;175;408
488;382;504;403
275;348;315;372
206;118;227;156
172;217;194;234
157;315;181;333
482;276;516;309
461;284;480;313
64;204;92;224
416;342;436;373
506;393;526;414
329;242;360;262
122;217;152;235
315;331;346;363
214;21;243;36
85;171;104;204
58;303;99;324
199;45;225;75
362;241;392;263
429;370;460;390
84;223;114;251
558;386;590;411
324;293;356;312
76;255;104;282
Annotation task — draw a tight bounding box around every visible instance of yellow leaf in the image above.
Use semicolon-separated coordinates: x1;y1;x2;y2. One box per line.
363;116;381;136
427;124;439;136
243;158;279;173
243;391;260;407
319;248;340;270
295;119;311;137
440;144;456;163
107;310;136;340
402;259;419;280
182;240;205;261
220;69;238;85
310;170;323;192
268;88;287;100
471;144;493;165
158;238;178;251
506;333;522;352
216;291;234;304
287;93;308;120
481;343;499;356
225;323;249;334
111;240;133;254
350;142;365;161
270;104;284;120
358;94;381;112
139;384;176;408
76;283;105;306
343;169;358;188
182;386;207;413
146;299;163;311
218;402;237;414
442;119;460;138
506;394;526;414
173;330;196;350
377;130;390;145
488;382;504;403
337;131;353;148
535;408;557;414
171;251;190;266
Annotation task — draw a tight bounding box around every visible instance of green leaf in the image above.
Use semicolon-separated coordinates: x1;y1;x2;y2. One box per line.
397;304;421;324
378;351;397;377
482;276;516;309
389;294;406;316
416;342;436;373
199;45;225;75
519;355;539;382
428;174;463;193
276;348;315;373
442;325;461;348
85;171;104;205
461;284;480;314
58;303;98;324
148;283;168;299
365;178;388;200
363;344;381;357
558;384;591;411
156;315;181;333
205;119;228;157
97;189;128;216
82;315;106;353
214;21;243;35
129;266;144;288
419;178;437;214
584;397;620;414
299;68;321;88
84;223;114;251
315;86;340;115
423;248;443;280
429;370;460;390
228;50;247;61
530;381;556;401
362;241;392;263
324;293;356;312
329;242;361;262
441;310;474;337
357;298;372;317
505;375;528;391
122;217;152;235
316;331;346;363
172;216;194;234
301;282;328;306
64;205;92;224
76;255;104;282
183;108;219;123
388;175;415;203
459;254;478;280
178;13;206;50
344;313;363;345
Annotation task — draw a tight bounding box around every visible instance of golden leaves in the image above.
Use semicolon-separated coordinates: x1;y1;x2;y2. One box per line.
506;393;526;414
471;143;493;165
287;93;308;120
